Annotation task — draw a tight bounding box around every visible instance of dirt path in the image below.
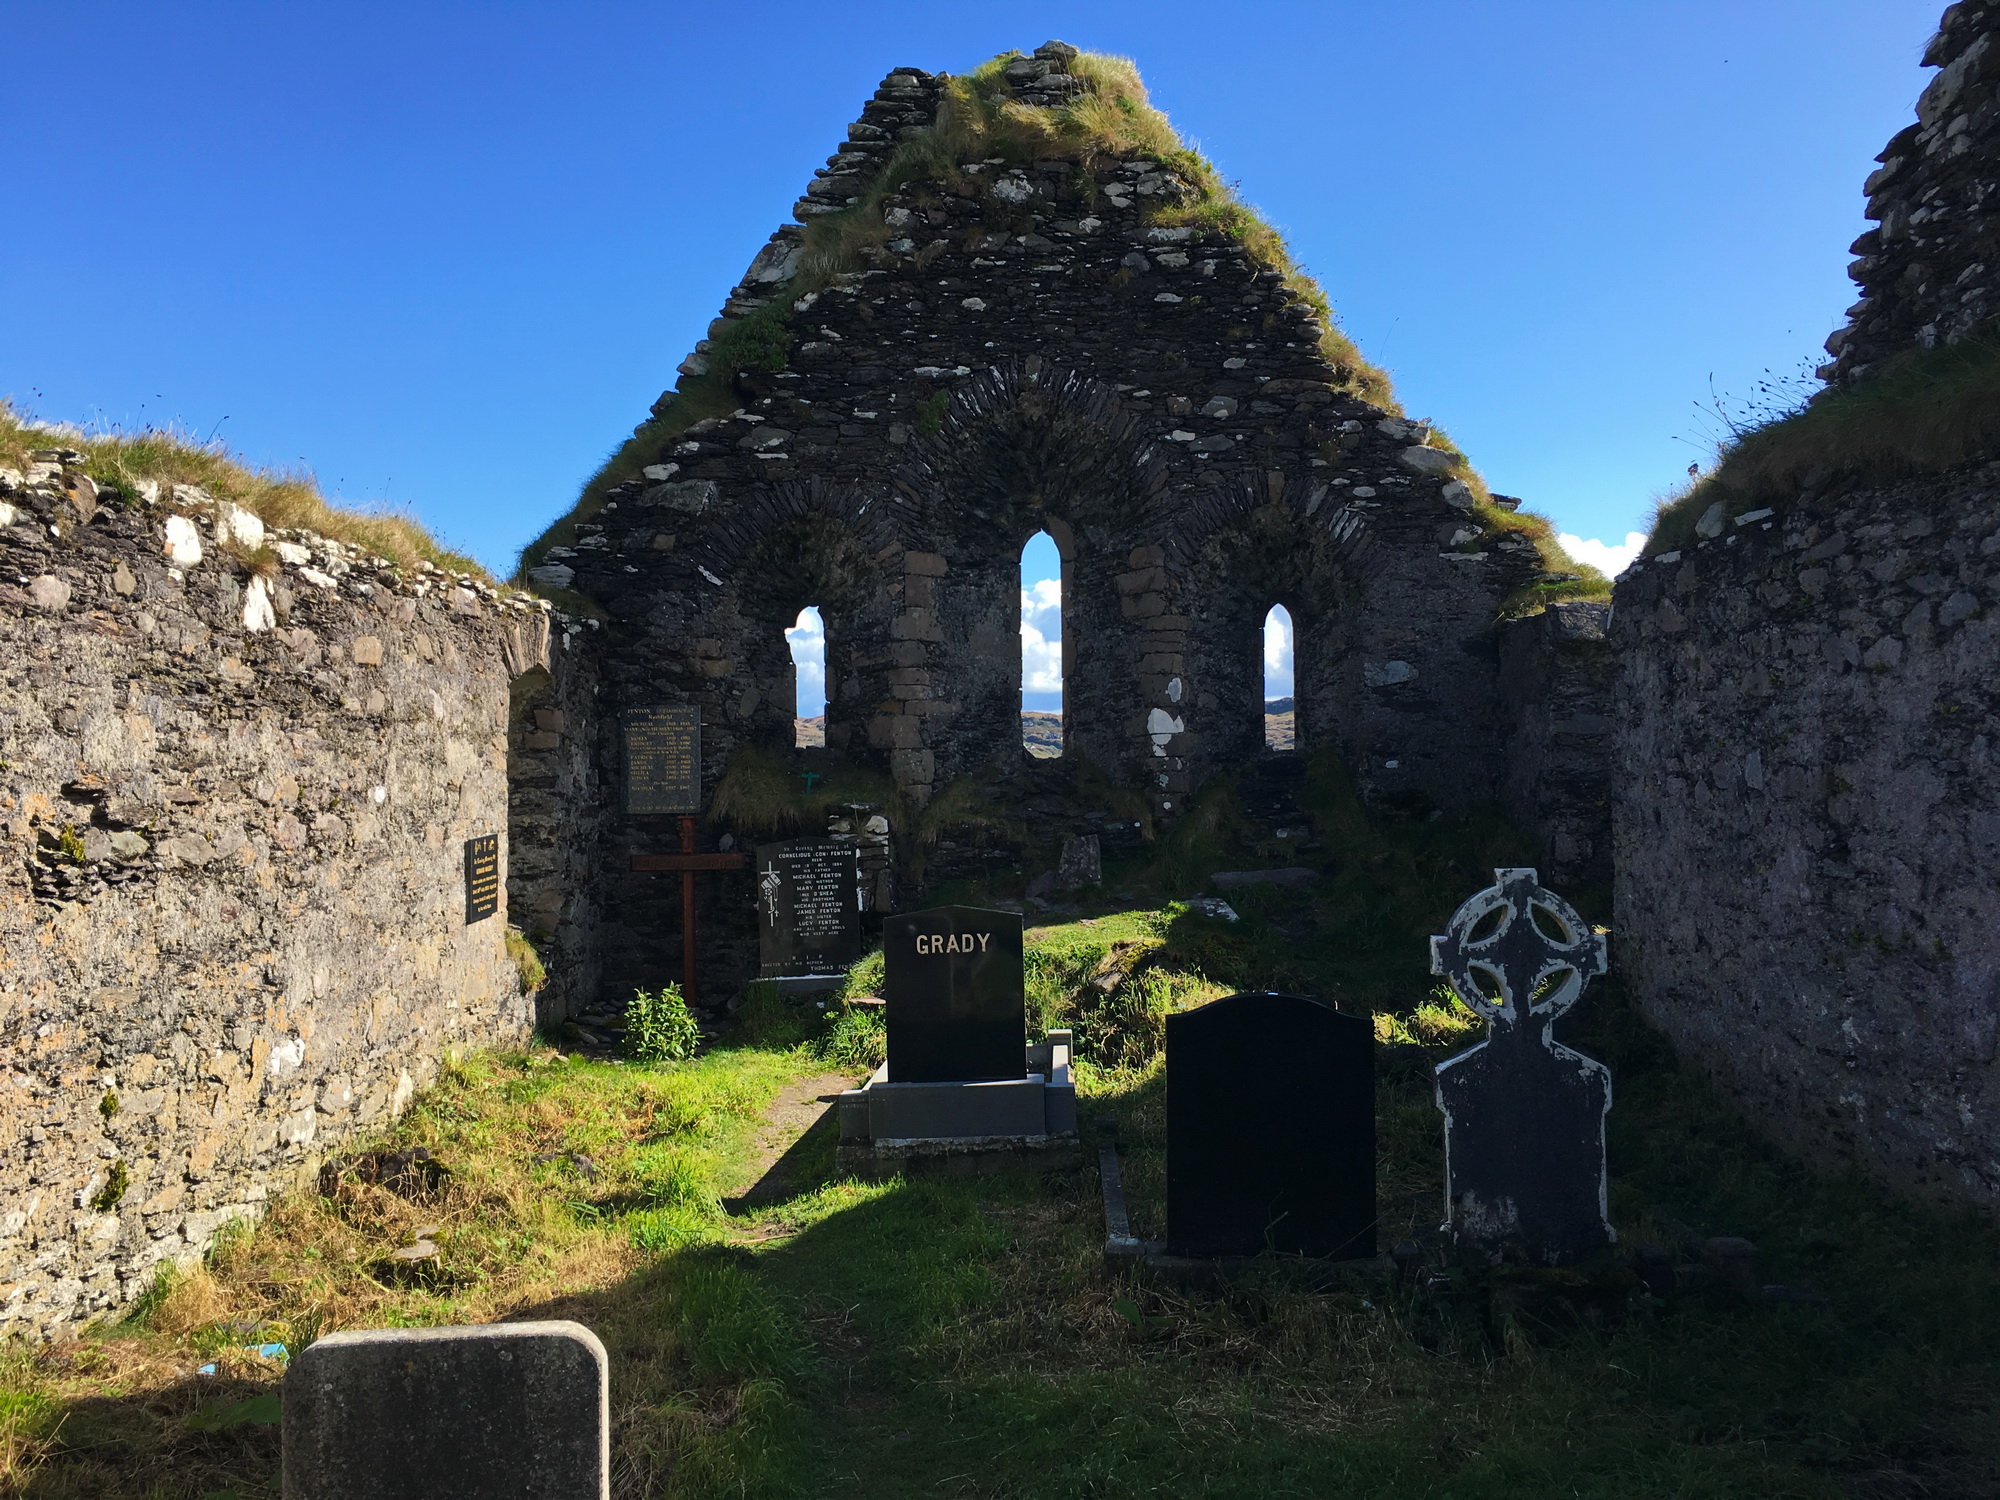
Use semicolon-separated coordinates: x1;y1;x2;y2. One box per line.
722;1070;860;1217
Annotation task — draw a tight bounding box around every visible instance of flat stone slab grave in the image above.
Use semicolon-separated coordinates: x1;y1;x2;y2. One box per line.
1165;991;1376;1260
754;837;864;990
283;1321;609;1499
1431;867;1613;1265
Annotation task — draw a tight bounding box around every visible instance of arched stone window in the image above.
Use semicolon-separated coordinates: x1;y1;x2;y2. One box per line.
789;605;826;749
1264;603;1295;753
1021;532;1063;758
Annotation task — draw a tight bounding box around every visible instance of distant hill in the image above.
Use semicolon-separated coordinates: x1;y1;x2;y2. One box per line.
1022;711;1062;758
801;712;1293;754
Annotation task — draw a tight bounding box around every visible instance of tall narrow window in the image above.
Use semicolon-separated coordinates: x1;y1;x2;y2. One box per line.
1264;604;1295;752
789;605;826;748
1021;532;1062;758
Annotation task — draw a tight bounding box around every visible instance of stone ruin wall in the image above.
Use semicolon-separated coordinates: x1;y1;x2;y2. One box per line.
1613;466;2000;1208
0;454;603;1337
1823;0;2000;382
544;53;1578;1003
1614;1;2000;1213
1497;601;1615;905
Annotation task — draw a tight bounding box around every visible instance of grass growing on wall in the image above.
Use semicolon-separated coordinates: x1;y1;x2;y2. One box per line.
1646;330;2000;558
514;48;1424;588
0;403;489;579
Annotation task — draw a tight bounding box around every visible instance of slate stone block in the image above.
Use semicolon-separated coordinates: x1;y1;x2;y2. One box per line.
282;1321;609;1499
1166;992;1375;1259
884;906;1025;1083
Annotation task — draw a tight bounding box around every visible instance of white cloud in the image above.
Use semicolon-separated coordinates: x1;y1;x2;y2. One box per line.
1020;581;1062;696
1264;605;1293;699
786;606;825;716
1558;531;1648;578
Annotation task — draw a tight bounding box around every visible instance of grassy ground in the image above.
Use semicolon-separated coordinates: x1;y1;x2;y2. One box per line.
10;955;2000;1496
9;768;2000;1497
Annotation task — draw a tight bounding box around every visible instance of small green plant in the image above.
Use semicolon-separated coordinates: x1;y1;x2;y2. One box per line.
816;1003;887;1069
98;1089;119;1120
915;390;950;437
505;927;547;994
91;1160;129;1212
625;983;701;1063
55;824;86;865
184;1392;281;1432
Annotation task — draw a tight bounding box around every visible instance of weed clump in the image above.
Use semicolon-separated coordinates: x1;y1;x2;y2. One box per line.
626;984;702;1062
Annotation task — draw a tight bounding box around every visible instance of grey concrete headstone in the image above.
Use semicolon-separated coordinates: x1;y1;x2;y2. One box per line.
1430;868;1613;1266
283;1321;609;1500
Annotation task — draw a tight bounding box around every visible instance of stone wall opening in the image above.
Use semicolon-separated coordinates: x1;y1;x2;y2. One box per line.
1263;603;1295;753
1021;530;1064;758
789;605;826;749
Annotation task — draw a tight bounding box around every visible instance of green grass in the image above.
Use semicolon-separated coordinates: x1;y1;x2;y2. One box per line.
15;770;1998;1496
13;940;2000;1496
1646;330;2000;558
0;400;490;579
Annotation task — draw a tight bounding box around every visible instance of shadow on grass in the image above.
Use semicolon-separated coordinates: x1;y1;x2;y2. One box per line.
521;990;2000;1500
20;992;2000;1500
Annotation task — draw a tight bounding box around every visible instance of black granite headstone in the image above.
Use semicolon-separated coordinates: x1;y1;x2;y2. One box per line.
462;834;499;925
755;839;864;980
883;906;1025;1083
1166;992;1375;1259
623;705;700;816
1430;867;1612;1266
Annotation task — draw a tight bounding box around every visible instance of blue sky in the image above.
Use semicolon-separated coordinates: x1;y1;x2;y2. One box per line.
6;1;1944;714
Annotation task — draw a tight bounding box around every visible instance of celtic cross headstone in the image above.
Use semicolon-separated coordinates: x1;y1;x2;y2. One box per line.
1430;868;1613;1265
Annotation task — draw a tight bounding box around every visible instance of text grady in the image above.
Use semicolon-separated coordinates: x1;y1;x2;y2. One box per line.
914;931;993;956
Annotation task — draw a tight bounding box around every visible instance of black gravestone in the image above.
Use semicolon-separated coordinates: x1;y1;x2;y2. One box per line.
462;834;500;925
884;906;1025;1083
624;705;700;815
1166;992;1375;1260
1431;868;1612;1266
755;840;864;980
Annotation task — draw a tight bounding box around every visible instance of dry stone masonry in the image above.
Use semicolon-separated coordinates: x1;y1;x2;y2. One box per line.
1614;467;2000;1206
568;43;1585;1002
1823;0;2000;381
0;453;602;1336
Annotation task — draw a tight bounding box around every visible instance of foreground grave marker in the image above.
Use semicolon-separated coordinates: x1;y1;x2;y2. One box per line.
283;1321;609;1499
839;905;1076;1174
1431;867;1613;1265
1165;992;1376;1260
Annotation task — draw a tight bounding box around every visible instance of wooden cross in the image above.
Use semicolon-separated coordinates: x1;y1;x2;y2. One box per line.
630;816;745;1005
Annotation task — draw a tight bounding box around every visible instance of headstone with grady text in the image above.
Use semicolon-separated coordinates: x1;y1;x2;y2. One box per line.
1165;991;1376;1260
282;1321;609;1500
1430;867;1613;1265
884;905;1025;1083
755;839;864;982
